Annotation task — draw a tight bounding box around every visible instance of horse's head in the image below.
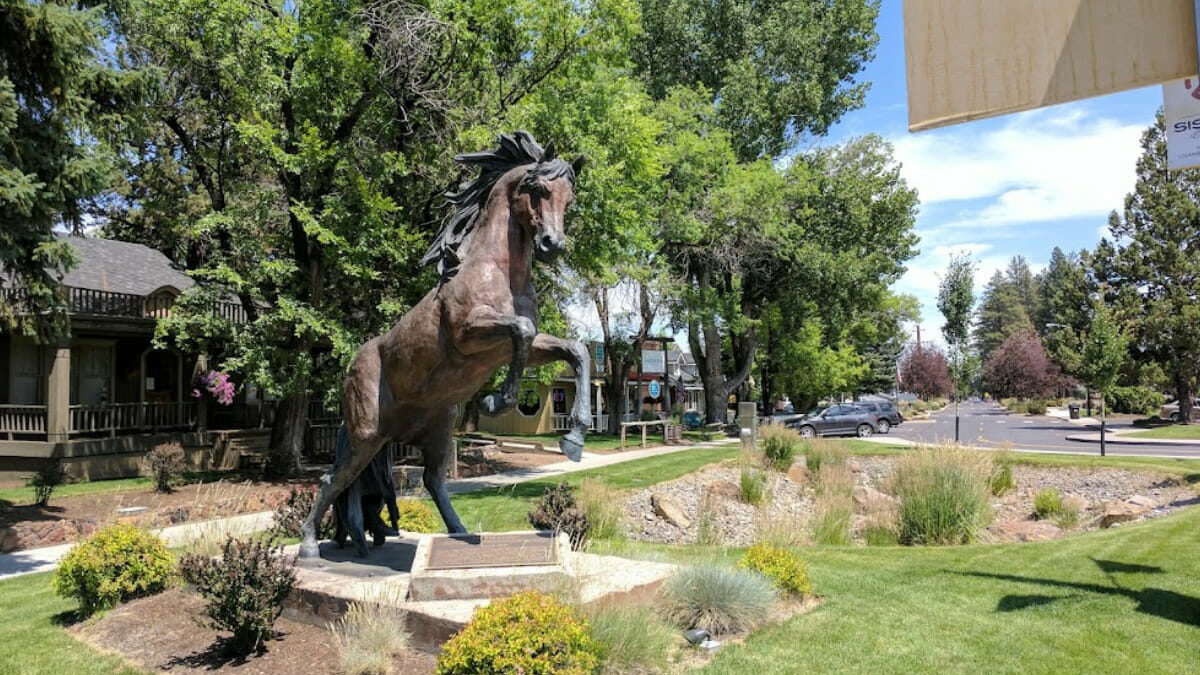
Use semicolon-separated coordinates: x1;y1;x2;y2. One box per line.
512;143;585;263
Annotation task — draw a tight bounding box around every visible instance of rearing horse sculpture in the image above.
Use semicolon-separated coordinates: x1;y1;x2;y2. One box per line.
301;132;590;558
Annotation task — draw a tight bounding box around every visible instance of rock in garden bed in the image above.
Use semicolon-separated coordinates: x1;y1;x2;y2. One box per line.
624;457;1198;546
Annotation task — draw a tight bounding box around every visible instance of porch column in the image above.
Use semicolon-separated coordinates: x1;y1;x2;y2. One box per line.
46;340;71;442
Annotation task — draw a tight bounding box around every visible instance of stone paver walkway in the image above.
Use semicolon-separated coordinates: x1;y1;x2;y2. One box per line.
0;437;738;581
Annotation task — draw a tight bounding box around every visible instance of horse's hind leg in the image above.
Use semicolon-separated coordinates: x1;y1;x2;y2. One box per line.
300;426;385;558
423;405;466;534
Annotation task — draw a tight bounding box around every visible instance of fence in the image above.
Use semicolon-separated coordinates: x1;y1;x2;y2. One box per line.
0;405;47;440
68;401;195;436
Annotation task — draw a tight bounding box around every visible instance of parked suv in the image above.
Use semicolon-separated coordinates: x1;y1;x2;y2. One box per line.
786;404;880;438
854;401;903;433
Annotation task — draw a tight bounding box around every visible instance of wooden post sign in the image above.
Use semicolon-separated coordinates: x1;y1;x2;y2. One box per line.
903;0;1200;131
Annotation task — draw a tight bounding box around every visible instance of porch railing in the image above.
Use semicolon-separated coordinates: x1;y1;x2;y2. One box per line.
1;285;248;323
552;414;609;432
69;401;196;436
0;405;47;439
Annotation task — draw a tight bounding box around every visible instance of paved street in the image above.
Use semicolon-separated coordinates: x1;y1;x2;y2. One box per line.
887;401;1200;459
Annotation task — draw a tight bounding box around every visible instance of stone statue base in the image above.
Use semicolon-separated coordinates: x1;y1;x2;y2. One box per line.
283;531;675;652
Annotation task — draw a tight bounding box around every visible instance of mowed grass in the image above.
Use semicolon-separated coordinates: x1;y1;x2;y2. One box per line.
1125;424;1200;440
0;572;142;675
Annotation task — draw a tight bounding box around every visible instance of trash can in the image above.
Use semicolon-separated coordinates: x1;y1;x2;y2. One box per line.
1068;403;1081;419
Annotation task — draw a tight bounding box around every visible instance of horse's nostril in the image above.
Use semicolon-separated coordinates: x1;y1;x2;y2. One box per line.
539;234;553;248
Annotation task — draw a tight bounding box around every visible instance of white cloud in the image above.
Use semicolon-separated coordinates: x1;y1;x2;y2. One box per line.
892;105;1145;227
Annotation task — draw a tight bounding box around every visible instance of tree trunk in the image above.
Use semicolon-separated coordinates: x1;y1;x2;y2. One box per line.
1176;372;1192;424
267;390;309;477
603;360;629;436
458;397;480;432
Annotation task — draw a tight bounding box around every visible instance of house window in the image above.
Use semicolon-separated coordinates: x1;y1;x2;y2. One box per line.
552;388;567;414
517;387;541;416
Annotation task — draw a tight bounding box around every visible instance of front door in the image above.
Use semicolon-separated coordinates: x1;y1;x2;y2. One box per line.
71;343;114;405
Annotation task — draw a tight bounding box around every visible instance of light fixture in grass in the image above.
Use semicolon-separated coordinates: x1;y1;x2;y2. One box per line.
660;563;777;635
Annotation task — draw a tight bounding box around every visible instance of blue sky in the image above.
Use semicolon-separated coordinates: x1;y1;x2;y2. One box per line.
820;1;1162;347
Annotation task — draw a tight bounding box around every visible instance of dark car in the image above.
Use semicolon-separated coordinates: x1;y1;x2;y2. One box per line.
786;404;879;438
854;401;903;433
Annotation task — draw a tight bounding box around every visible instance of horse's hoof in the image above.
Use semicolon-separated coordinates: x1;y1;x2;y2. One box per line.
299;539;320;559
560;431;584;462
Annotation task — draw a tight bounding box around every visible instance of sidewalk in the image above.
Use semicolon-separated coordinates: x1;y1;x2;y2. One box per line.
0;437;738;581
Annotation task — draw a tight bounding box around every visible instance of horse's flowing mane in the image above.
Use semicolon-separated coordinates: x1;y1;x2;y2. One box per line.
422;131;576;281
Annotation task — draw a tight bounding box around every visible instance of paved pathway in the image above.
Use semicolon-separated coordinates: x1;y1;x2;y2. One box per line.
0;437;738;581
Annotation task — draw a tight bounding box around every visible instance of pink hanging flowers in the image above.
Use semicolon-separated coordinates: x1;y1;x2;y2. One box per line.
193;370;235;406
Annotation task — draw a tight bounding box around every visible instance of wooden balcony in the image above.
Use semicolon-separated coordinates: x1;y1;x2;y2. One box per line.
1;286;247;323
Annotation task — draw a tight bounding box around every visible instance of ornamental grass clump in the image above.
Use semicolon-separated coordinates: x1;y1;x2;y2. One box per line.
758;424;800;472
436;591;598;675
330;600;411;675
738;543;813;598
660;563;777;635
805;439;847;475
812;463;853;545
52;523;175;616
1033;488;1063;520
577;478;623;541
180;537;297;655
889;446;993;545
584;602;675;675
739;464;767;505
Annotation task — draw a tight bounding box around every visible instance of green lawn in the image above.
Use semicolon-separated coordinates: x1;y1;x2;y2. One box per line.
4;442;1198;674
1125;424;1200;440
0;469;256;507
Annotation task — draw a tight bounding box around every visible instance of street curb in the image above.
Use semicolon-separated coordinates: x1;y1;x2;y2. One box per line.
1065;433;1200;447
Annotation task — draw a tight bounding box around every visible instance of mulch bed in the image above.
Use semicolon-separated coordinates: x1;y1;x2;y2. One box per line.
70;589;437;674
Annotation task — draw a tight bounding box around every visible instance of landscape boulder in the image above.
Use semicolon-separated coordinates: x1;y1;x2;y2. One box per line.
703;479;741;502
651;493;691;530
1101;496;1156;528
851;485;896;514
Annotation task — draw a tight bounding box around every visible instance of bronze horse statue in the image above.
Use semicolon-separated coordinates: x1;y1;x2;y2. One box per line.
301;132;590;558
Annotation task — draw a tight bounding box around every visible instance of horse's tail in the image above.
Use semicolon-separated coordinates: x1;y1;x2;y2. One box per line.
334;424;352;470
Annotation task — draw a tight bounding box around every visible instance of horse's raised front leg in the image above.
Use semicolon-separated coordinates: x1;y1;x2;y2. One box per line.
528;333;590;461
423;406;467;534
454;306;536;415
299;425;386;558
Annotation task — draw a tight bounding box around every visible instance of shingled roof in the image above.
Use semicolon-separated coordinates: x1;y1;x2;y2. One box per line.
57;235;194;296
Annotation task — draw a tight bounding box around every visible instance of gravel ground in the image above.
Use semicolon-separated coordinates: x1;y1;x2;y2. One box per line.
624;457;1198;546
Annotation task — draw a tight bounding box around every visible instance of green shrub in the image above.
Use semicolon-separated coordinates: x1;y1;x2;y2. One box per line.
577;478;623;540
805;439;846;475
331;600;411;675
394;498;440;533
584;603;674;675
661;563;777;635
1105;386;1164;415
28;460;65;506
1033;488;1062;520
989;463;1016;496
142;443;186;493
528;482;590;550
758;424;800;471
52;523;174;616
436;591;598;675
179;538;297;655
1025;400;1047;415
739;464;767;505
738;543;812;597
890;447;992;545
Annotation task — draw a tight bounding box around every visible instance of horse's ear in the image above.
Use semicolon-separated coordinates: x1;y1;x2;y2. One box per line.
542;141;556;161
572;155;586;176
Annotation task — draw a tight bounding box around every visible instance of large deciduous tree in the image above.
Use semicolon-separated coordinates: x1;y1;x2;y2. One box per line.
982;330;1056;399
899;344;951;400
1108;113;1200;424
937;252;975;397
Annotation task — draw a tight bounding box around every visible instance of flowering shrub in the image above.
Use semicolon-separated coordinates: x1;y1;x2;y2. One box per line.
436;591;599;675
193;370;235;405
52;523;175;615
738;543;813;597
